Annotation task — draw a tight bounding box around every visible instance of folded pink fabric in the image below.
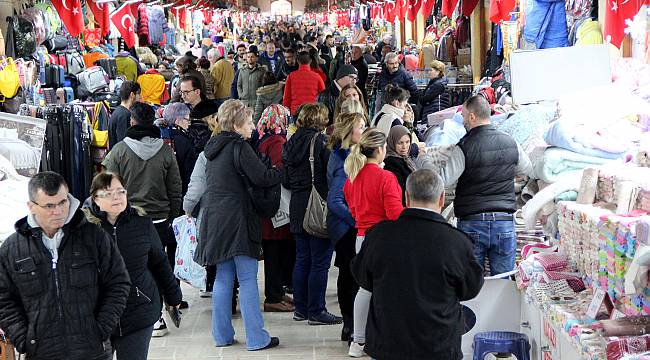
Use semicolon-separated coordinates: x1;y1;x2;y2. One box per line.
536;253;568;271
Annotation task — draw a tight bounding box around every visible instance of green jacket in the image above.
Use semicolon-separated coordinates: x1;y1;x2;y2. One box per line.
102;137;182;220
237;63;267;109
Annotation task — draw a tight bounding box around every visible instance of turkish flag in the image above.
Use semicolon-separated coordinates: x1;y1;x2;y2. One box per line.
111;3;136;48
399;0;408;19
87;0;110;37
442;0;459;17
462;0;480;16
604;0;643;47
407;0;422;21
421;0;435;18
489;0;516;23
385;1;397;22
50;0;84;37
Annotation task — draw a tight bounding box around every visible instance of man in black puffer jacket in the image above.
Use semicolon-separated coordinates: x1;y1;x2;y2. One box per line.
0;172;131;360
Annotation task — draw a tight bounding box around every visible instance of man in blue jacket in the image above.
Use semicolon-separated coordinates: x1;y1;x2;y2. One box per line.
375;52;419;114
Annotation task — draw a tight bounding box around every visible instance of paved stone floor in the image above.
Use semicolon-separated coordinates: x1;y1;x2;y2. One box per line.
149;264;350;360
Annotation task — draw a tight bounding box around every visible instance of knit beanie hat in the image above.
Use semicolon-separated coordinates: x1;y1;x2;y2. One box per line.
336;65;358;80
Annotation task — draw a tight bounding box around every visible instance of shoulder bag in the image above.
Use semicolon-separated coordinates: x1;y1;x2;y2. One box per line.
233;141;281;218
302;133;328;238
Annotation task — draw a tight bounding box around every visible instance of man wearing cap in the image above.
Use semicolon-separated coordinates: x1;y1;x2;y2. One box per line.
237;47;267;109
283;51;325;115
318;64;359;125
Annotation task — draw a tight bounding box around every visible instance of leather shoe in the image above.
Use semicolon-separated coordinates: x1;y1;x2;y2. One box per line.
341;326;351;342
264;302;295;312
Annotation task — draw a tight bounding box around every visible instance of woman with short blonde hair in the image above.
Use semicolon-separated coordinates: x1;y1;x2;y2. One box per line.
217;99;254;132
296;103;329;131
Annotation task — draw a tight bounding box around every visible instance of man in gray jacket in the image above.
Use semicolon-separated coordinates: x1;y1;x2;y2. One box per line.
237;49;268;109
102;102;185;325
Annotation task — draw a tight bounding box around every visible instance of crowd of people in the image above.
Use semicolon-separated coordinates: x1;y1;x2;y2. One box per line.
0;20;533;360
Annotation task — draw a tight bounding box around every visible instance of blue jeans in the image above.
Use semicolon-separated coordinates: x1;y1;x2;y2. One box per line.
293;232;334;317
457;216;516;276
212;256;271;350
111;325;154;360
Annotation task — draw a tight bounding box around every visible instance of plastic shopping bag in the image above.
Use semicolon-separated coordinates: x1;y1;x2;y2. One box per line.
172;215;206;290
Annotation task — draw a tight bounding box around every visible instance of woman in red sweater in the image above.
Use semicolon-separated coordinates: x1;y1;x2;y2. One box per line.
343;128;404;357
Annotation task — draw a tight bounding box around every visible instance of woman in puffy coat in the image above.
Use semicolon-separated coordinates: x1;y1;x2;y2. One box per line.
83;172;182;359
254;72;285;123
326;112;367;342
419;60;450;129
283;103;341;325
256;104;295;312
195;99;281;351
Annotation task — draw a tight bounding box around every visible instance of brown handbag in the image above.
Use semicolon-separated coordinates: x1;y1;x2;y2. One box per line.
0;330;16;360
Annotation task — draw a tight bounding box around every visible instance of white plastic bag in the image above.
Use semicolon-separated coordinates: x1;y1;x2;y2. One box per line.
172;215;206;290
271;186;291;228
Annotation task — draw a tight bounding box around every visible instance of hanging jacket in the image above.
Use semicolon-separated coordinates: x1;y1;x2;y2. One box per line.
137;4;150;46
137;70;166;105
147;5;168;45
116;56;139;82
523;0;569;49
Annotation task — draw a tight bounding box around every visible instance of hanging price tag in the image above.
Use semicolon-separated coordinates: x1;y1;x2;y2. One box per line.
587;288;607;319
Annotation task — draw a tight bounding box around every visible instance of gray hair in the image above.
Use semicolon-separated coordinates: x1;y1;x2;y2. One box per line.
406;169;444;203
384;52;398;63
28;171;68;202
207;48;222;62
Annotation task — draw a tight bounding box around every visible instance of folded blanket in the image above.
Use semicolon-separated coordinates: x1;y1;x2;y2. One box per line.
497;104;557;145
522;171;582;230
544;120;626;159
534;147;612;183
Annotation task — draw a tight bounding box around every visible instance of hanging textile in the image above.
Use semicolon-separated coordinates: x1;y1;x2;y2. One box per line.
422;0;436;18
490;0;516;23
442;0;459;18
50;0;84;37
462;0;480;15
111;3;137;49
399;0;409;19
87;0;110;37
385;1;398;22
604;0;643;47
407;0;422;21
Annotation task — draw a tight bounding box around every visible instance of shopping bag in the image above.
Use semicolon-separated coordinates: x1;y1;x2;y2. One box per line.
271;186;291;228
91;101;109;148
0;329;16;360
172;215;206;290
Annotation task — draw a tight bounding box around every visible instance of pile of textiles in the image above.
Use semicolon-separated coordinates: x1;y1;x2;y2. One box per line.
544;120;633;160
533;147;612;184
637;188;650;212
497;103;557;145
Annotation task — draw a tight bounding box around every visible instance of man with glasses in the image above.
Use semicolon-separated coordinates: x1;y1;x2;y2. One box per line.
0;171;131;360
179;76;205;109
318;64;359;125
375;52;419;115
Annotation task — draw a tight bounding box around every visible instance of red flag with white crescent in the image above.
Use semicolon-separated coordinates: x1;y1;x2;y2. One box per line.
604;0;643;47
399;0;408;20
50;0;84;36
111;3;137;48
421;0;435;18
385;1;397;22
87;0;110;37
407;0;422;21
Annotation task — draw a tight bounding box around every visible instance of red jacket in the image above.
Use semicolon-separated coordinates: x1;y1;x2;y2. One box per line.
283;64;325;114
344;163;404;236
258;134;292;240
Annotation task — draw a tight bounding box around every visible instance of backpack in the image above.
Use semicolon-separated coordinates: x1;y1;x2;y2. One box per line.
44;35;68;53
44;64;65;88
11;16;37;59
77;66;110;97
65;51;86;76
95;58;117;79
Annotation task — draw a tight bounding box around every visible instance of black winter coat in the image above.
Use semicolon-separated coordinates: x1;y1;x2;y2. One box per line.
0;210;131;359
196;131;282;265
419;77;451;124
83;203;182;336
377;64;419;101
351;209;484;360
382;156;413;206
283;127;330;235
351;57;369;103
172;128;197;196
318;85;341;125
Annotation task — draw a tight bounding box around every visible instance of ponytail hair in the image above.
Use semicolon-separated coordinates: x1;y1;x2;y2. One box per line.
383;84;410;105
344;129;386;182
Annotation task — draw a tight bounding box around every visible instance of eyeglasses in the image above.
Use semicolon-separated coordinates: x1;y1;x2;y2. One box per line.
386;61;399;66
180;89;197;96
32;198;69;211
95;189;128;199
348;75;358;82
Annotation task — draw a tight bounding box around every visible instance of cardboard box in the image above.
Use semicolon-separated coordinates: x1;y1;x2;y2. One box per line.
457;53;471;67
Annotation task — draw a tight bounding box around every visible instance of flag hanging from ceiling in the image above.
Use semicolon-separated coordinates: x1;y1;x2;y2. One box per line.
111;3;136;48
50;0;84;36
87;0;110;37
604;0;643;47
407;0;422;21
462;0;480;16
421;0;435;18
489;0;516;23
399;0;408;19
442;0;459;18
385;1;397;22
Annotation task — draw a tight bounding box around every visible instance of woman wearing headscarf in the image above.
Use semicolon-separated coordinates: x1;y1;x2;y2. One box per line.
256;104;295;313
383;125;416;206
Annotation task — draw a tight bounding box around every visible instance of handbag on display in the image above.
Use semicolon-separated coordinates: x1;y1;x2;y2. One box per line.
95;58;117;80
0;58;22;99
302;133;328;238
233;141;281;218
77;66;109;97
65;51;85;76
44;35;68;53
91;101;110;148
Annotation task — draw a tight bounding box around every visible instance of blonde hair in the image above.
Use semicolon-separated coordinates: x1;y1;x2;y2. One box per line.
334;84;367;119
217;99;252;132
328;112;366;150
297;103;329;131
430;60;445;76
344;129;386;182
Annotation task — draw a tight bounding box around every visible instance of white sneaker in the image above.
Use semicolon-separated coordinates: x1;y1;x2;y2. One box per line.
199;290;212;298
152;318;169;337
348;342;366;357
